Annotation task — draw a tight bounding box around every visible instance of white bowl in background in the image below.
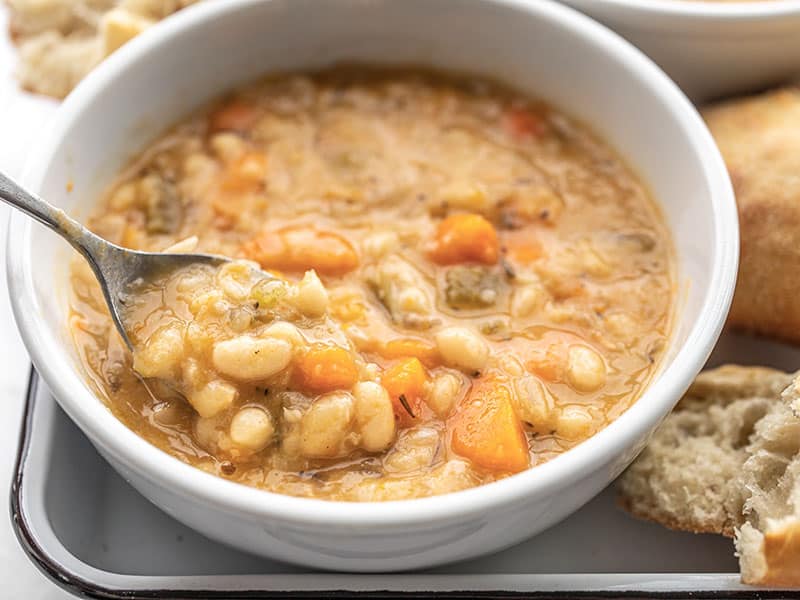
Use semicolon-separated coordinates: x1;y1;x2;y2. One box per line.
561;0;800;102
6;0;738;571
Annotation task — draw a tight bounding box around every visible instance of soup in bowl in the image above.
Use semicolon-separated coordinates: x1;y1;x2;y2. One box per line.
70;68;676;502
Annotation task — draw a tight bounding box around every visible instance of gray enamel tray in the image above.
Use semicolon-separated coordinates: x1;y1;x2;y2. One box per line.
11;330;800;598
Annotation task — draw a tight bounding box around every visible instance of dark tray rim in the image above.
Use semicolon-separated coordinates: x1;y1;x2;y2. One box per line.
9;368;797;600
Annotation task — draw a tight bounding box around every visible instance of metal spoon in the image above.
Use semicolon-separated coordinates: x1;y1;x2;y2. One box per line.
0;171;229;350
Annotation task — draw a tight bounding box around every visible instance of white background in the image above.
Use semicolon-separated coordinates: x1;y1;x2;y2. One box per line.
0;6;72;597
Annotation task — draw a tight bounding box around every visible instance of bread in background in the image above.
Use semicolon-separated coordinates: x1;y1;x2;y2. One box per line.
7;0;197;99
703;88;800;344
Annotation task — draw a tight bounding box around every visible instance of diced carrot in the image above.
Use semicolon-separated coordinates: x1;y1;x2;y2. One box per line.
505;232;543;265
504;107;546;140
209;99;259;133
241;226;359;276
430;213;499;266
379;338;441;368
509;244;541;264
294;344;359;393
381;357;429;428
449;376;530;473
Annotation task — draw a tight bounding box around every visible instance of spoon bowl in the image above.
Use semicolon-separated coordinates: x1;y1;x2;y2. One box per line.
0;170;231;349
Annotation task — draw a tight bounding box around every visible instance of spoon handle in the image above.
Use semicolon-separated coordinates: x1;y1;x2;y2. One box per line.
0;171;107;265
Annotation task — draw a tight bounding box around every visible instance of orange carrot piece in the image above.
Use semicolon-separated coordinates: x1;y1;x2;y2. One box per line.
294;344;359;393
381;357;429;428
209;99;259;133
379;338;441;368
430;213;499;266
504;230;543;265
504;107;546;140
241;226;359;276
449;377;530;473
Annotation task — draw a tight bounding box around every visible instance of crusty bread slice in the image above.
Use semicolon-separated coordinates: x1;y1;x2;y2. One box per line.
735;377;800;585
703;88;800;345
618;365;792;537
619;365;800;585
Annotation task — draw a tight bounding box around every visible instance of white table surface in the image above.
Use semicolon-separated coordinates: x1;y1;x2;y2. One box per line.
0;6;72;597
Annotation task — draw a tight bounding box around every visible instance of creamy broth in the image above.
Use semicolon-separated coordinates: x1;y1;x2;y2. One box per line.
69;69;675;501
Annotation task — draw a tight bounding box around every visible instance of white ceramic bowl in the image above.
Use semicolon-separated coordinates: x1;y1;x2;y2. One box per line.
561;0;800;102
6;0;738;571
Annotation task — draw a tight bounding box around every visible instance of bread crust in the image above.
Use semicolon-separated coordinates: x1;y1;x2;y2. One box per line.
617;494;733;537
703;88;800;344
757;521;800;586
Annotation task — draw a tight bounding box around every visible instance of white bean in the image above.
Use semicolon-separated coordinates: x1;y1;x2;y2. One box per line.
261;321;305;349
182;153;216;178
212;336;292;381
352;382;395;452
189;380;238;418
210;132;245;161
511;283;545;318
577;241;611;278
605;312;637;339
556;405;594;440
397;287;430;314
176;267;212;295
189;289;228;319
132;324;184;379
216;260;257;301
299;392;354;458
434;326;489;372
163;236;199;254
426;372;462;417
362;231;398;258
512;376;554;432
439;180;489;212
566;344;606;392
383;427;440;473
229;407;275;450
194;415;223;451
293;270;328;317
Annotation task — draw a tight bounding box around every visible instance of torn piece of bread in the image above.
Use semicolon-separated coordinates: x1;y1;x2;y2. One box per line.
736;377;800;585
618;365;792;537
8;0;197;99
100;8;155;56
619;365;800;586
7;0;113;39
15;31;103;99
703;88;800;344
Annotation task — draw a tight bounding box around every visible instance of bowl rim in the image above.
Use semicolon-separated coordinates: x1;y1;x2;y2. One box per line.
565;0;800;20
6;0;738;528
